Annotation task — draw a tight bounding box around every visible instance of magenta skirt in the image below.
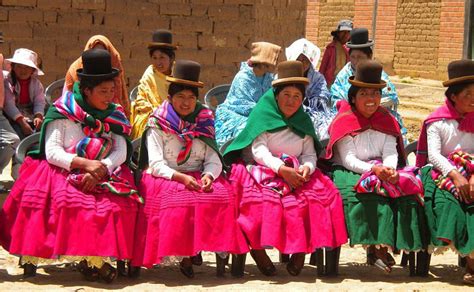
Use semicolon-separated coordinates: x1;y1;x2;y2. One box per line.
229;163;348;254
131;172;249;268
0;157;138;260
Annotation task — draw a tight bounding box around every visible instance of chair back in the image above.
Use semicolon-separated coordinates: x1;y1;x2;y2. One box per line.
45;78;65;105
405;140;418;166
204;84;231;111
16;132;41;164
130;86;139;102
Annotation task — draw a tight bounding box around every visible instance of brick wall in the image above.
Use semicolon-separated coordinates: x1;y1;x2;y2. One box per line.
0;0;306;93
306;0;467;79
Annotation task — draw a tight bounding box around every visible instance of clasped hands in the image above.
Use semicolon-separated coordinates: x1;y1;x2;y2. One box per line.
173;172;214;192
448;170;474;203
278;165;311;189
371;165;399;184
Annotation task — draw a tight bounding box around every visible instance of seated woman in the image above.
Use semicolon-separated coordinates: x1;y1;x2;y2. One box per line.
131;60;248;278
285;38;336;140
130;29;177;139
326;60;427;273
224;61;347;276
416;59;474;285
215;41;281;147
0;49;139;283
64;35;130;117
330;28;407;142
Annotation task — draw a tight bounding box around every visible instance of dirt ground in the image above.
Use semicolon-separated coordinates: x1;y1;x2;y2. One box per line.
0;77;469;291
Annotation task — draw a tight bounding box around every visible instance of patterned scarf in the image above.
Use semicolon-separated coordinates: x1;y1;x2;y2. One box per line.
53;90;142;203
247;153;300;196
431;150;474;204
148;100;215;165
354;161;424;206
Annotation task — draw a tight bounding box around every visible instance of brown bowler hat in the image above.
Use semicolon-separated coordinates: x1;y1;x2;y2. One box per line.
348;60;386;89
166;59;204;88
272;61;309;87
148;29;178;50
442;59;474;87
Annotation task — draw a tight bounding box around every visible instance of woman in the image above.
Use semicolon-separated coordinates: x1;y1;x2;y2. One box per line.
64;35;130;117
224;61;347;276
326;60;427;273
130;29;177;139
3;48;46;139
286;38;335;140
131;60;248;278
416;59;474;285
0;49;139;283
319;19;353;88
330;28;407;142
215;41;281;147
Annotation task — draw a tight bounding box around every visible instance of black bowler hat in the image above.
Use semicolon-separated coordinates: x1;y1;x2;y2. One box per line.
347;28;374;49
349;60;386;89
166;60;204;88
76;49;119;80
148;29;177;50
443;59;474;87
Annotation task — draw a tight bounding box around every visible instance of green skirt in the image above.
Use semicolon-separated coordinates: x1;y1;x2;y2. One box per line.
421;166;474;256
333;166;429;251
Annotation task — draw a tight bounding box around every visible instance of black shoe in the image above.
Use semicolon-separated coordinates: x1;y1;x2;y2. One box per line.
191;253;203;266
249;250;276;277
128;265;141;279
179;264;195;279
286;253;305;276
23;263;37;278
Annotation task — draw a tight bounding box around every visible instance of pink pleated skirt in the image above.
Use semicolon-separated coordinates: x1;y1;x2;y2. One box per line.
0;157;139;260
132;171;249;268
229;163;348;254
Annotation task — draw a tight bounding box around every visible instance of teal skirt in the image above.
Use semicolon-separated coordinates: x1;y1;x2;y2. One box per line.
421;166;474;256
333;166;429;251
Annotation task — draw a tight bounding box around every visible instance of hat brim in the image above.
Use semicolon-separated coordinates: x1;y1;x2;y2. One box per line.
346;40;374;49
166;76;204;88
77;68;120;80
147;42;178;50
272;77;309;87
6;58;44;76
348;76;386;89
442;75;474;87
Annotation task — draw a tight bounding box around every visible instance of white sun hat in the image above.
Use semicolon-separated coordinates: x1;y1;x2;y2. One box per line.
5;48;44;76
285;38;321;71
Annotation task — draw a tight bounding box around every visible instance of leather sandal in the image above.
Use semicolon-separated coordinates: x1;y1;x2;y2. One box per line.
250;249;276;276
77;260;99;282
98;263;117;283
286;253;305;276
180;258;194;279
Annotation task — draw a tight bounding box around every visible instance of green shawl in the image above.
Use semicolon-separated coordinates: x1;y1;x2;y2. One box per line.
223;88;322;165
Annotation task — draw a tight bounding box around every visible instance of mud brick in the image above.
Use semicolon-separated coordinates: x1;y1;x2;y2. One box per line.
160;3;191;16
138;15;170;30
2;0;36;7
72;0;106;10
37;0;72;10
208;5;239;20
171;16;213;33
9;9;43;23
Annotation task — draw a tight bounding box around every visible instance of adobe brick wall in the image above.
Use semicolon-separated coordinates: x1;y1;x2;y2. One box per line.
0;0;306;93
306;0;467;79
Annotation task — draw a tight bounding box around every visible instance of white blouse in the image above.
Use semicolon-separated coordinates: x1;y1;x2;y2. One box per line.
427;119;474;176
251;128;317;175
146;128;222;180
334;129;398;174
45;119;127;173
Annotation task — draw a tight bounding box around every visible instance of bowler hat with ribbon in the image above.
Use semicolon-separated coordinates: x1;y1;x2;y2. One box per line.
166;59;204;88
76;49;120;81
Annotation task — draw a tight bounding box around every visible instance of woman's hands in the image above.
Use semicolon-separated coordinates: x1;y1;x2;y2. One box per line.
33;114;44;130
71;157;108;180
172;172;214;192
449;170;474;202
372;165;399;184
81;173;99;193
278;165;306;189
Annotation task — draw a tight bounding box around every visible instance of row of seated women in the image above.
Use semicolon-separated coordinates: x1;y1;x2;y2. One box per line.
1;43;474;286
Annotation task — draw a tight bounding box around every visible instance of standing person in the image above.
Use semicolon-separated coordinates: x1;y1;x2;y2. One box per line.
326;60;427;274
0;35;21;191
416;60;474;285
224;61;347;277
319;19;353;88
286;38;335;139
0;49;139;282
3;48;46;139
215;41;281;147
64;35;130;117
130;29;177;139
131;60;248;278
330;28;407;142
